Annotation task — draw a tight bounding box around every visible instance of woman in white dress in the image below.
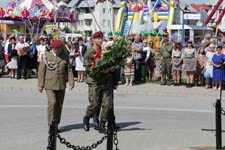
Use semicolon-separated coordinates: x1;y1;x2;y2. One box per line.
204;44;216;89
7;37;17;78
37;38;47;63
75;38;87;82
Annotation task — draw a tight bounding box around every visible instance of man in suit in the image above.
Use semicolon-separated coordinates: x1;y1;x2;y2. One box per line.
38;40;74;130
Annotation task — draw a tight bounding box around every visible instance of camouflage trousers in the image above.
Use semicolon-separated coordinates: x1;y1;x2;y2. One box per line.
85;84;112;122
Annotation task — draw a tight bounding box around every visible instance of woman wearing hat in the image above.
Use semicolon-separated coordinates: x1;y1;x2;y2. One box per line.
183;40;197;88
204;44;216;89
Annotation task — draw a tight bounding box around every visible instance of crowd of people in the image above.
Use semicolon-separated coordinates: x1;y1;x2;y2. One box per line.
0;31;225;90
0;34;91;80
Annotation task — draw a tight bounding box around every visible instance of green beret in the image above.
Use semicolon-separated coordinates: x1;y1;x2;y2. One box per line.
108;32;113;37
114;32;119;35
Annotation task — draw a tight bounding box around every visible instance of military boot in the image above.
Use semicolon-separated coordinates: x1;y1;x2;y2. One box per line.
83;116;90;131
98;122;106;133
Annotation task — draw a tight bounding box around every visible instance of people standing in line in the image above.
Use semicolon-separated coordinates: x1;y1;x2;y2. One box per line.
183;41;197;88
37;38;47;63
75;38;87;82
6;37;17;78
15;35;29;80
204;44;216;89
159;38;173;86
205;38;216;52
68;43;76;77
83;35;92;49
172;42;183;86
148;41;156;81
124;50;134;86
38;40;74;130
28;36;39;78
7;37;17;78
212;46;225;90
132;35;143;83
195;47;206;86
143;39;151;81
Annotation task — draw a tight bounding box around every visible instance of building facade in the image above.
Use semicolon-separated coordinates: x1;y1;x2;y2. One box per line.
68;0;121;37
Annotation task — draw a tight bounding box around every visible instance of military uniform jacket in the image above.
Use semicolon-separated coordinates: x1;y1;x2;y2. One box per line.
38;50;74;90
160;44;173;59
84;48;117;88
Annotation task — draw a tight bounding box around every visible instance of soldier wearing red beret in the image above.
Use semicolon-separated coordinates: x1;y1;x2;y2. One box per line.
82;31;119;133
38;40;74;132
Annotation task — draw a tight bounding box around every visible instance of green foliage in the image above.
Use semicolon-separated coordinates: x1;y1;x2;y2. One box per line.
74;30;82;34
89;35;130;77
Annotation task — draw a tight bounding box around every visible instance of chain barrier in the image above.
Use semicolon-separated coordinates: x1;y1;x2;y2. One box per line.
47;121;120;150
113;130;119;150
57;133;107;150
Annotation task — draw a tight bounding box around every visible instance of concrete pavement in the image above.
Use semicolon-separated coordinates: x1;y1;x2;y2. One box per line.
0;77;225;150
0;77;223;99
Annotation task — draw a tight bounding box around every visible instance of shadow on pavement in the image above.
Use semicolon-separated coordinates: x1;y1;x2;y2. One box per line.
59;121;150;133
117;121;152;132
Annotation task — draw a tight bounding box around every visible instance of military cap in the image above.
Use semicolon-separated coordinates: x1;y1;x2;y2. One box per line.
51;40;62;49
92;31;103;38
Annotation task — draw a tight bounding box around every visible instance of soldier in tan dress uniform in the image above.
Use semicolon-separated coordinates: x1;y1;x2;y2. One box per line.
38;40;74;129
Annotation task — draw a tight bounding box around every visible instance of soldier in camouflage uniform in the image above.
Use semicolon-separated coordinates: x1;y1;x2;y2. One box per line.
159;38;173;86
83;31;117;133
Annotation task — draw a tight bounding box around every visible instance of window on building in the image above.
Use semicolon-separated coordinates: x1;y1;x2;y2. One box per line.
103;8;106;14
109;8;112;13
85;8;91;13
78;20;83;26
102;20;106;27
79;8;84;14
107;20;111;27
85;19;92;26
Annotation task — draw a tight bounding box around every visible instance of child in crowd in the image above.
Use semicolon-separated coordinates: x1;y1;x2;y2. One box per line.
124;51;134;86
205;44;216;89
212;46;225;90
195;47;206;86
172;42;183;86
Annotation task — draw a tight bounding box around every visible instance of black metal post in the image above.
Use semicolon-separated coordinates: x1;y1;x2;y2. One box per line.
107;108;114;150
216;99;222;150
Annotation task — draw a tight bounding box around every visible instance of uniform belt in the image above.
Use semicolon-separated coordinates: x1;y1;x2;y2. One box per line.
163;57;171;59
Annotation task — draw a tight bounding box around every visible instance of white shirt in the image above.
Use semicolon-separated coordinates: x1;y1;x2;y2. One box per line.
4;39;10;55
37;45;46;62
15;42;29;56
143;46;151;63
